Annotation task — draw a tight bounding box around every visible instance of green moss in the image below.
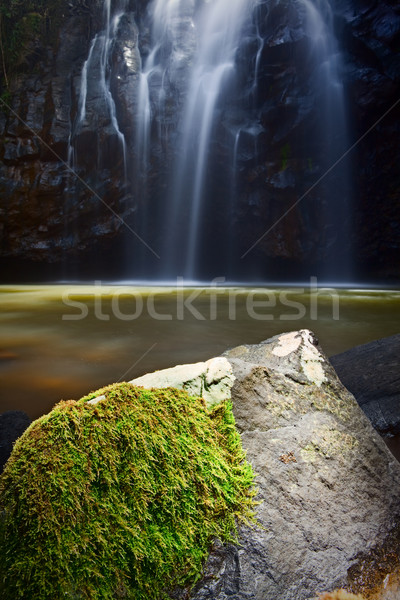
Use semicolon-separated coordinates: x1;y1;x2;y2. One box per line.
0;0;64;90
0;384;256;600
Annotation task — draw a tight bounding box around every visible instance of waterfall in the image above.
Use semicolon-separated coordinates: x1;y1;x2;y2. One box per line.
78;36;97;125
67;0;352;282
136;0;352;281
132;0;255;278
247;6;264;103
170;0;255;277
135;0;196;179
100;2;128;176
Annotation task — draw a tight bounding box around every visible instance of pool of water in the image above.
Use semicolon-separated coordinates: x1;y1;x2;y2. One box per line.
1;284;399;419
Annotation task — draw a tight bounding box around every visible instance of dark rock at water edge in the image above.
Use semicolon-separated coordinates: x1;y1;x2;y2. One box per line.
0;411;31;473
330;333;400;438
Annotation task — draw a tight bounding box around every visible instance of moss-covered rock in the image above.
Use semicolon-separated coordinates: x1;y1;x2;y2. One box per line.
0;0;65;85
0;383;255;600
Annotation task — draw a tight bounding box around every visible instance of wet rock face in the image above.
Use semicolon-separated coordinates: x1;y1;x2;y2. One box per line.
231;0;330;270
0;0;399;280
229;0;400;280
0;0;137;267
329;0;400;282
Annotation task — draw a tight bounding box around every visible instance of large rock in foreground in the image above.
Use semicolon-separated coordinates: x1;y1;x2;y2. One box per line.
1;330;400;599
133;330;400;599
219;330;400;599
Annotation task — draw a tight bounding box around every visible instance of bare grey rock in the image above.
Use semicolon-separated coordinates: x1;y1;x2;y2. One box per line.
186;330;400;599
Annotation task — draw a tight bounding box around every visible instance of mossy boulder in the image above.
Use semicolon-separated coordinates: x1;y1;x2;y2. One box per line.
0;383;255;600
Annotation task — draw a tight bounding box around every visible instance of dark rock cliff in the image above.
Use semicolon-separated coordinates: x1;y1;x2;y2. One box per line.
230;0;400;282
332;0;400;282
0;0;140;279
0;0;398;282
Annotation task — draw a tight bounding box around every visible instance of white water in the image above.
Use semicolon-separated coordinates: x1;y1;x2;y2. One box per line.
248;7;264;102
170;0;254;276
131;0;257;276
134;0;197;188
100;1;128;177
135;72;151;176
78;36;97;125
301;0;348;146
72;0;128;178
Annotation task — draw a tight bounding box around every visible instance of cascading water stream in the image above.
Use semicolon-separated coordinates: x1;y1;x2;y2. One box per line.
135;0;353;280
71;0;128;179
101;2;129;178
78;36;97;125
247;7;264;103
166;0;255;277
134;0;177;187
135;0;193;174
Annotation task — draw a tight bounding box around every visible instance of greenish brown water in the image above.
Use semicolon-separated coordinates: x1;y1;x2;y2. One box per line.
0;285;399;419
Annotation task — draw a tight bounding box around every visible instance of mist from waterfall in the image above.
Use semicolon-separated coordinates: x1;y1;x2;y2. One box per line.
300;0;353;280
135;0;353;280
133;0;257;278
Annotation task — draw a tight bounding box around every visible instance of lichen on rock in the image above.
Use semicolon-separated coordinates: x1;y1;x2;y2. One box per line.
129;357;236;408
0;383;256;600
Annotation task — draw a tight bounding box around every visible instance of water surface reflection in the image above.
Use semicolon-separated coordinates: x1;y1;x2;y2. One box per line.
1;285;399;419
